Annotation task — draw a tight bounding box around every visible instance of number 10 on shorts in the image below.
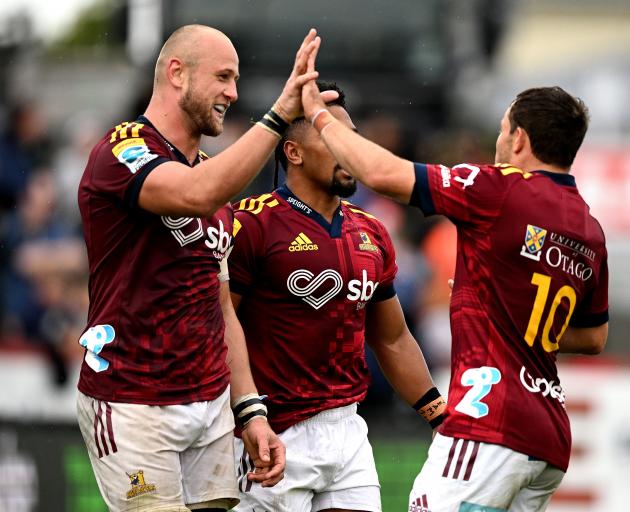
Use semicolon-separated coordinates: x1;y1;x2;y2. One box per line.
455;366;502;419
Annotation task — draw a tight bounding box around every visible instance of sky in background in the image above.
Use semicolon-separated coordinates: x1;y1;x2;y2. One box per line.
0;0;95;41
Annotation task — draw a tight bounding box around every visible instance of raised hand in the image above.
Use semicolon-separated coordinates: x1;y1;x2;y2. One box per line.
273;29;322;123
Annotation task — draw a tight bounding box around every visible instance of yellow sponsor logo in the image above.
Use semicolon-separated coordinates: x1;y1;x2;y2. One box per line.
358;232;379;252
289;232;318;252
111;138;146;157
126;470;156;500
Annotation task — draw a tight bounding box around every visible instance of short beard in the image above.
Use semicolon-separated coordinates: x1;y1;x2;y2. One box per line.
179;79;222;137
330;171;357;198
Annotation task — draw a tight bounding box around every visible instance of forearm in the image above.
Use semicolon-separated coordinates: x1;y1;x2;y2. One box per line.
559;324;608;355
369;331;436;406
221;285;258;401
317;119;416;203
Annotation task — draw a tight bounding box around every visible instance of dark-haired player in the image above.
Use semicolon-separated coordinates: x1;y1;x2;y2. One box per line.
301;83;608;511
75;25;333;512
228;82;445;512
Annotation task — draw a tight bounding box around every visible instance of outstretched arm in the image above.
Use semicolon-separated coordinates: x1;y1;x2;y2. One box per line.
365;295;446;429
221;283;285;487
301;72;416;203
140;29;337;218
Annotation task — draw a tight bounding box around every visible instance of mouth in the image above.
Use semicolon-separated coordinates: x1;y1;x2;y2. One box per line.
212;104;228;119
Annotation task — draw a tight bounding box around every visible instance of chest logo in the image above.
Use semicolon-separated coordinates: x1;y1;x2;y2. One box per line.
289;232;319;252
287;269;343;309
287;268;378;310
358;232;379;252
520;224;547;261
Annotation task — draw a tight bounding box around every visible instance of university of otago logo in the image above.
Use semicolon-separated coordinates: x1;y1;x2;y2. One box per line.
520;224;547;262
126;470;156;500
358;232;378;252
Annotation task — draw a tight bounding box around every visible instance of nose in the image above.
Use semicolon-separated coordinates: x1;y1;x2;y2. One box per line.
225;80;238;103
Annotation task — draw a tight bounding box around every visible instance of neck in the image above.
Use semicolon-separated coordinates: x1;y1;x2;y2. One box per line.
285;176;340;223
144;95;201;164
515;156;570;175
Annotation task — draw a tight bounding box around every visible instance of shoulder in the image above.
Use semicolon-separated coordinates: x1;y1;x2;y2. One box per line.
232;193;282;236
342;200;385;228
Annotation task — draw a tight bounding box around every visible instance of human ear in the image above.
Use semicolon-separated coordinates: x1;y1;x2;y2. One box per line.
284;141;303;166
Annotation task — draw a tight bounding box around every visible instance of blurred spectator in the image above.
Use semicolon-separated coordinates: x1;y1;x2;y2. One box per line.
0;101;53;214
52;111;104;229
0;170;87;384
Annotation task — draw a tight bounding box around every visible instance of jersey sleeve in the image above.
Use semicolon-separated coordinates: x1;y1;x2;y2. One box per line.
372;222;398;302
409;162;516;227
90;122;172;209
229;209;266;296
570;251;609;327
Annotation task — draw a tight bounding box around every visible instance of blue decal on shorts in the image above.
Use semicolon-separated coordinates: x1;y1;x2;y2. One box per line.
459;502;507;512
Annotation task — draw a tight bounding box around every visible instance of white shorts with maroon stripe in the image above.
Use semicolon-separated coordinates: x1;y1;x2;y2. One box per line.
408;433;564;512
76;387;239;512
233;403;381;512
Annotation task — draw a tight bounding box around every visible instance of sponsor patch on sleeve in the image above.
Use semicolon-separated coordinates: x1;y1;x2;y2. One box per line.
111;138;158;174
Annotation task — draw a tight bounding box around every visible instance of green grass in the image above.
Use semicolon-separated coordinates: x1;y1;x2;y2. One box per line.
373;438;430;512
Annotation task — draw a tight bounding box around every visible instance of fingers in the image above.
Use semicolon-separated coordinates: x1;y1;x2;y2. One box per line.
448;278;454;290
247;439;285;487
293;37;320;78
296;28;317;59
305;35;321;74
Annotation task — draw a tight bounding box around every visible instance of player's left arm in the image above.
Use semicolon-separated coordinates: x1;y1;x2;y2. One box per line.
558;323;608;355
220;281;285;486
365;295;446;429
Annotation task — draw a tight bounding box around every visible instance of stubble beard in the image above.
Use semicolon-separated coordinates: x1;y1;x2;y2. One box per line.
330;167;357;198
179;80;223;137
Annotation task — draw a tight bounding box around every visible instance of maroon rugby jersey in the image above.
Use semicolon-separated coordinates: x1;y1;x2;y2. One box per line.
411;163;608;471
77;116;232;404
229;185;398;433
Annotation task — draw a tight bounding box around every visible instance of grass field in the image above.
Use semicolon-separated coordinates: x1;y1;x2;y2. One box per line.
373;438;429;511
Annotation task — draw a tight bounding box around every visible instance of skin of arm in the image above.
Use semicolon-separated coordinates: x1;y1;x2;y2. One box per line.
301;77;416;204
220;282;285;486
559;323;608;355
365;295;439;419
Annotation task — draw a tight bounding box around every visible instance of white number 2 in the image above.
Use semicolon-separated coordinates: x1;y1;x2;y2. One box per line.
452;164;480;189
454;366;501;419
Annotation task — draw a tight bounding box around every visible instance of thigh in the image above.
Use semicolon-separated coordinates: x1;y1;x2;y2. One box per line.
314;413;381;512
509;464;564;512
76;391;188;512
409;434;534;512
181;387;238;509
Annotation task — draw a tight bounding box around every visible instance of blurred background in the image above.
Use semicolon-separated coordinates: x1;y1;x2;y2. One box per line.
0;0;628;510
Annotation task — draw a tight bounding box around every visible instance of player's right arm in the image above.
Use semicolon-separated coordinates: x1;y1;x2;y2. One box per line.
139;30;332;218
365;295;446;429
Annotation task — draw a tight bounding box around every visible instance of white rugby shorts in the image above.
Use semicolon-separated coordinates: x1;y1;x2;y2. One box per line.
234;403;381;512
77;387;238;512
409;433;565;512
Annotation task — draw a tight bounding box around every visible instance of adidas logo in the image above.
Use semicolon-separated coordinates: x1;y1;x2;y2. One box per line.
409;494;431;512
289;232;319;252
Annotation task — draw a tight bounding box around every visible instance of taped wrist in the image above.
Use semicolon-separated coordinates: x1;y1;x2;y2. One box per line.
412;387;446;429
232;393;268;427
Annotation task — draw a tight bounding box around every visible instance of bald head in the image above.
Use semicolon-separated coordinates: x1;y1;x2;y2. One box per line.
154;25;236;87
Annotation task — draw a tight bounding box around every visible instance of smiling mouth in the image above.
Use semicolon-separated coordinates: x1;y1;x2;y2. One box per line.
213;105;228;118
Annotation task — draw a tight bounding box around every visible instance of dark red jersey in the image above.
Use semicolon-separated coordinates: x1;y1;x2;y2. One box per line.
411;163;608;471
77;116;232;405
229;186;398;432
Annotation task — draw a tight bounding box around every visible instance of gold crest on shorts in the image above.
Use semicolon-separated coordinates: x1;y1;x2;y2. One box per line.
126;470;156;499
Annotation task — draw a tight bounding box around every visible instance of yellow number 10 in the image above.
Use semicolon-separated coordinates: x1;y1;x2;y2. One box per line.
524;272;577;352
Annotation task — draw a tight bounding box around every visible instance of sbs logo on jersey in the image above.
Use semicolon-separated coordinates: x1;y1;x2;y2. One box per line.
204;219;232;260
289;232;318;252
287;268;378;310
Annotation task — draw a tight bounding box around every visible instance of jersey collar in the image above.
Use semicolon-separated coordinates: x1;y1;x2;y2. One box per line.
275;185;344;238
136;115;202;167
532;170;576;187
